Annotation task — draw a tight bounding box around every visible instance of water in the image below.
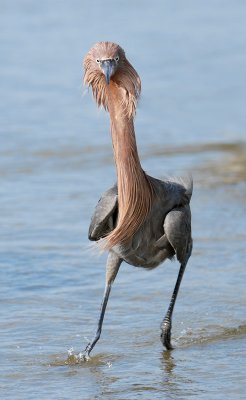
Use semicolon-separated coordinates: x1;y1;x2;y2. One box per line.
1;1;246;399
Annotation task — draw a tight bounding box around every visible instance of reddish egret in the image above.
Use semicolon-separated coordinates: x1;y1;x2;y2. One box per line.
82;42;192;359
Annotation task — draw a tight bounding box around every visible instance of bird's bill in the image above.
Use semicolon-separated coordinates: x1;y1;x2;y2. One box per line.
101;59;116;84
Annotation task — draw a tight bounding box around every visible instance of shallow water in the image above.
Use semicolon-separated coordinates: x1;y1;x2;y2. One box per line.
1;1;246;399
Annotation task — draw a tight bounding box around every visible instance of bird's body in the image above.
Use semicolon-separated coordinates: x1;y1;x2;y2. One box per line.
81;42;192;360
89;177;192;269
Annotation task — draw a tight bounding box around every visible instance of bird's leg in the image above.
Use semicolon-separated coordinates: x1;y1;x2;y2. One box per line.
81;251;122;360
160;262;187;350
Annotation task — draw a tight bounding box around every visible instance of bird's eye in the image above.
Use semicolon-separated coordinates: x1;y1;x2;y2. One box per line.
96;59;100;63
115;56;119;62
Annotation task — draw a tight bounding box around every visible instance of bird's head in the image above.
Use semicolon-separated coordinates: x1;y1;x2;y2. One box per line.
84;42;141;116
84;42;124;85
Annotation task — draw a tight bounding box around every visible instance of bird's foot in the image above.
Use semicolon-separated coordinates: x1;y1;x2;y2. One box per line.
77;351;91;362
67;344;92;363
78;342;92;362
66;346;91;363
160;318;174;350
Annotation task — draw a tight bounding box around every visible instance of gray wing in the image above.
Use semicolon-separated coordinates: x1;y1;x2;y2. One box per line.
164;205;192;265
88;185;118;241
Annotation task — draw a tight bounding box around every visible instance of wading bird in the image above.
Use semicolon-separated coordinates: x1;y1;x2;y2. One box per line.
82;42;192;359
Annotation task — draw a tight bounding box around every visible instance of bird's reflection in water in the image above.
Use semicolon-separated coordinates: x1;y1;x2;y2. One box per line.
160;351;182;400
160;349;197;398
160;350;183;397
161;350;176;375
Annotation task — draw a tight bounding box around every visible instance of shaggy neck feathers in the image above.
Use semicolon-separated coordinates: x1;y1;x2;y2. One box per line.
84;43;154;248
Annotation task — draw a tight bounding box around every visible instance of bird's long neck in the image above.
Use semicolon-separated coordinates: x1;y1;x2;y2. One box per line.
109;84;143;192
105;82;154;248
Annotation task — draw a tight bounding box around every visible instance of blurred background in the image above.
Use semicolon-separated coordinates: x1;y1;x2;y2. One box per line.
1;1;245;399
